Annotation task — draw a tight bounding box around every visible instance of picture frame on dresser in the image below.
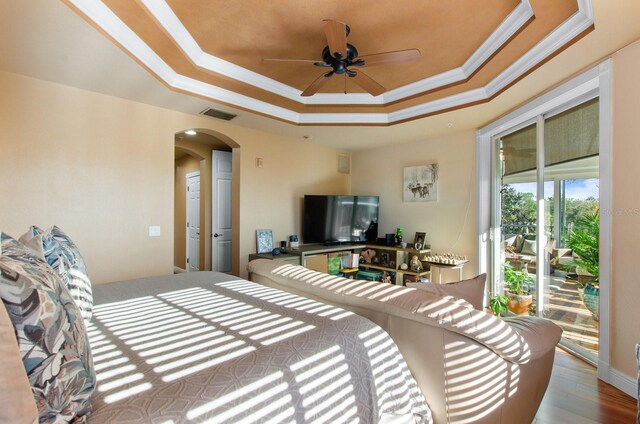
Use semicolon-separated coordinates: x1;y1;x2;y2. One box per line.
413;232;426;250
256;229;274;254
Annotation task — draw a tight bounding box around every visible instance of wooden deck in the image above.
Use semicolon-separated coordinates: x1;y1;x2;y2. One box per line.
545;273;599;354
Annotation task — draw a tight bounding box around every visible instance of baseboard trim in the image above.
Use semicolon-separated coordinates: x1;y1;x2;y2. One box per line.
599;361;637;397
610;368;637;398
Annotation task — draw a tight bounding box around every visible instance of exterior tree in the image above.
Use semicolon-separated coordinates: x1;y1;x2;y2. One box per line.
501;183;598;244
501;185;536;234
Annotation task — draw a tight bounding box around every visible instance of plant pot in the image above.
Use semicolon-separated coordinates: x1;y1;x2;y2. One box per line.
506;292;533;315
583;282;599;321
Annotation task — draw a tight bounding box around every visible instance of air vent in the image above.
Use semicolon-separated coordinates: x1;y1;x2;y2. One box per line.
200;107;237;121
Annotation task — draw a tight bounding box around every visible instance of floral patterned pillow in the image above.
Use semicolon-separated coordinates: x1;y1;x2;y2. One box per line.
1;232;45;262
30;226;93;323
0;235;96;422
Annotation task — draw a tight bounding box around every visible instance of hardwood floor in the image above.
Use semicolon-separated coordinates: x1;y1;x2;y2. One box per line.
535;348;637;423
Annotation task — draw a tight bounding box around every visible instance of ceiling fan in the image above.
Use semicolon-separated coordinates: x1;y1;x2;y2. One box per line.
263;20;421;97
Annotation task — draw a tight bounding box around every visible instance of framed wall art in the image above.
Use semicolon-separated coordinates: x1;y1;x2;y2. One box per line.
256;229;274;254
404;163;439;202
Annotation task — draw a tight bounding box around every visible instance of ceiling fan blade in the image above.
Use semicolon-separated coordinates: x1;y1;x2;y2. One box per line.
323;19;347;58
301;72;333;97
350;70;385;96
262;58;320;63
358;49;421;67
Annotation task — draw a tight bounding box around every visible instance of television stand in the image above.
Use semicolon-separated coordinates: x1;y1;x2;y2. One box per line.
358;245;432;285
323;241;365;246
249;243;364;272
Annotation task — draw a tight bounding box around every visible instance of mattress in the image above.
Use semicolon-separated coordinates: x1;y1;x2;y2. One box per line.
86;271;432;423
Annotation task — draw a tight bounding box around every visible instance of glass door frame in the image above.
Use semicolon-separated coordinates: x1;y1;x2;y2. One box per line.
477;61;612;382
489;117;538;298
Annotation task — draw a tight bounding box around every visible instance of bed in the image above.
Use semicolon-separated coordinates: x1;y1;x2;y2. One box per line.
86;271;432;423
1;228;431;423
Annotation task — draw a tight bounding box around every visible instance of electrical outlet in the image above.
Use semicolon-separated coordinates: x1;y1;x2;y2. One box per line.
149;226;161;237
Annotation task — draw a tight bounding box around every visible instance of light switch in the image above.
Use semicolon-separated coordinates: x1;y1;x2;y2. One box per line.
255;157;263;168
149;226;161;237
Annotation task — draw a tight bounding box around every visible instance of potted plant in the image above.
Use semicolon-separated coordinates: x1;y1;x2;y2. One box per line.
503;262;534;315
489;294;509;317
566;209;599;320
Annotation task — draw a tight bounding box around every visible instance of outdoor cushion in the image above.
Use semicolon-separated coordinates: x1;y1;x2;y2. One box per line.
521;239;537;256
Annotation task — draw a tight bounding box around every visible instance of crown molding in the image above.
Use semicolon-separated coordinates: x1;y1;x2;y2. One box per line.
485;1;594;96
382;1;534;104
139;0;302;102
173;75;302;123
138;0;533;105
66;0;594;125
389;88;488;122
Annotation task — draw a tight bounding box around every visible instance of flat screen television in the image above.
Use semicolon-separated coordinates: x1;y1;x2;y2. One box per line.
303;195;379;244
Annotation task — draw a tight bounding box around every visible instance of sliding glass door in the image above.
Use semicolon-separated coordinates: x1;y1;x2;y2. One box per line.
492;97;600;363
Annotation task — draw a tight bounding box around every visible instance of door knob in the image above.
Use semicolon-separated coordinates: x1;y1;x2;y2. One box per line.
213;233;222;238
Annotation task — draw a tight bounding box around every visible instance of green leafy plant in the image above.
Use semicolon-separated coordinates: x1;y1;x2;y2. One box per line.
489;294;509;317
566;209;599;282
503;262;534;295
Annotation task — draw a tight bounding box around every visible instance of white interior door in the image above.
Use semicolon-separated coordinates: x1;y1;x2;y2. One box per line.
186;171;200;272
212;150;232;273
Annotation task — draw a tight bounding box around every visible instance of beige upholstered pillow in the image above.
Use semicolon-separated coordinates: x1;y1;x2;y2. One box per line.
521;239;537;256
407;273;487;310
0;304;39;424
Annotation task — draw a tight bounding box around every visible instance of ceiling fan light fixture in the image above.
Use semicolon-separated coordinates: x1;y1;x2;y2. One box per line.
264;19;420;97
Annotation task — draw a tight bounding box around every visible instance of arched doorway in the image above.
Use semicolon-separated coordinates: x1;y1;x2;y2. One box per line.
174;128;240;275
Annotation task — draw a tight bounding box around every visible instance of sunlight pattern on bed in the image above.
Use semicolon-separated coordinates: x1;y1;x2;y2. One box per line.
216;279;355;320
86;275;431;423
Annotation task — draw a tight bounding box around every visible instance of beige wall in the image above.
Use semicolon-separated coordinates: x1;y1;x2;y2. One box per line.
238;138;351;274
0;72;174;284
0;70;350;283
611;40;640;378
174;154;201;269
352;130;477;281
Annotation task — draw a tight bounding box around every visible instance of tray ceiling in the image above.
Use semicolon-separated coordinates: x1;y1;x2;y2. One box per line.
63;0;591;125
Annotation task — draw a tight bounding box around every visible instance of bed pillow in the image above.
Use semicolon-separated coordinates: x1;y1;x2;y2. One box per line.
1;232;45;262
0;300;39;424
0;239;95;423
407;273;487;310
30;226;93;323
